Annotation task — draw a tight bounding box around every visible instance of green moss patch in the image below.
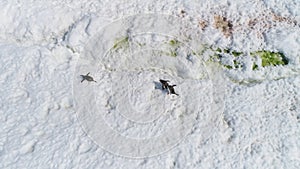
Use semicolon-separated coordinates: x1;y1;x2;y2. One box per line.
213;47;244;57
233;60;243;69
232;51;243;57
113;36;129;49
223;49;230;54
255;51;288;67
252;63;259;70
167;39;181;57
223;65;233;69
210;47;289;70
170;50;177;57
169;39;180;46
216;48;222;53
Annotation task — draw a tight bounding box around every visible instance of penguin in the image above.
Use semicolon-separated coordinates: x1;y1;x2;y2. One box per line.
159;79;170;90
80;72;97;83
167;85;179;96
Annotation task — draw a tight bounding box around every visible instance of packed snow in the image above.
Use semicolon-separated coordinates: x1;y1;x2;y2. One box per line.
0;0;299;168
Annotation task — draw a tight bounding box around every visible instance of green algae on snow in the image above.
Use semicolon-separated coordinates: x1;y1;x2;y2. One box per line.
113;36;129;49
167;39;181;57
209;47;289;70
169;50;177;57
213;47;243;57
223;65;233;69
252;63;259;70
232;51;243;57
169;39;180;46
253;51;288;67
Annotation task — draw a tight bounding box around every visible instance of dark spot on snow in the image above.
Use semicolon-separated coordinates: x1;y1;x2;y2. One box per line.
252;63;259;70
153;81;163;90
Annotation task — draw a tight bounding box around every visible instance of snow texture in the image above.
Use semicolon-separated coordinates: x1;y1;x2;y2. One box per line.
0;0;299;169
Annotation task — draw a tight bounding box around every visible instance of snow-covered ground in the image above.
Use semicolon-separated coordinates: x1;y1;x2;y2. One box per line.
0;0;299;168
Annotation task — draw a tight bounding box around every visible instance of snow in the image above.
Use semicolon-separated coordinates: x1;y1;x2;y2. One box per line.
0;0;299;168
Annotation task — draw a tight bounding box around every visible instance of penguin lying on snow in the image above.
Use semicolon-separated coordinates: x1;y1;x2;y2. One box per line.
159;79;170;90
167;84;179;96
159;79;179;96
80;72;97;83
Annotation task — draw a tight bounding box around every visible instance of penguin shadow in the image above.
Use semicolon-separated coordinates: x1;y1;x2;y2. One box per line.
154;81;163;90
153;81;168;94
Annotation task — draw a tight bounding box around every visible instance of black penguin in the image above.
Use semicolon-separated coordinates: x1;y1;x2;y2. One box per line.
167;85;179;96
80;72;97;83
159;79;170;90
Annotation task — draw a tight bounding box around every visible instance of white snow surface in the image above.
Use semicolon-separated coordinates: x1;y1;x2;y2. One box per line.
0;0;299;169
